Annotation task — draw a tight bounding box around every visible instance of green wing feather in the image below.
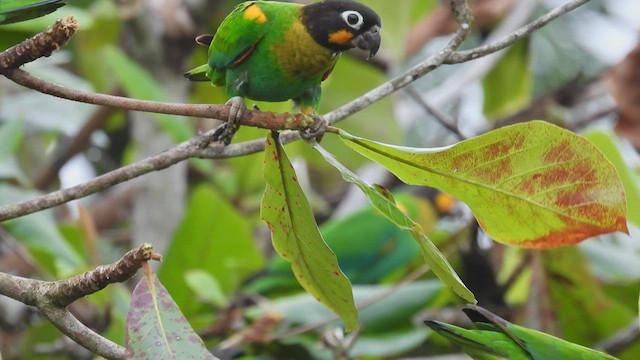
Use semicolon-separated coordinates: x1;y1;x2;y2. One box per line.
0;0;64;25
185;1;271;84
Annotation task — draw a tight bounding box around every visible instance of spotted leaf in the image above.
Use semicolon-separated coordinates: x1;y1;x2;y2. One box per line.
340;121;628;248
261;132;358;331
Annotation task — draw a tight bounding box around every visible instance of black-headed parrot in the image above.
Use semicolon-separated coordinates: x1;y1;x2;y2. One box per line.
425;305;619;360
185;0;381;144
0;0;64;25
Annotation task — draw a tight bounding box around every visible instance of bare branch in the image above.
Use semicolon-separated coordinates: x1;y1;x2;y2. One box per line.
445;0;591;64
0;243;160;359
41;307;125;360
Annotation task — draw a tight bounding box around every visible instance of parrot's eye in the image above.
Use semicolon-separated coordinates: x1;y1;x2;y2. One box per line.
340;10;364;30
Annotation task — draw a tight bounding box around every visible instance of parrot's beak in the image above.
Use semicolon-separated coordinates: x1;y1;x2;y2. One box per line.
351;25;381;59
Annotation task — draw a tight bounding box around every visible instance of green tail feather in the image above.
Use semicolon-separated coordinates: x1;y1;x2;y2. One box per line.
184;64;211;82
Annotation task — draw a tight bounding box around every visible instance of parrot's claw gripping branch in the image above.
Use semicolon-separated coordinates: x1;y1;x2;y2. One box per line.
208;96;245;145
299;114;328;142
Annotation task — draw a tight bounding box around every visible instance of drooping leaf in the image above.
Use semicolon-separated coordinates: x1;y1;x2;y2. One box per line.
249;192;436;294
340;121;628;248
260;132;358;331
312;143;475;303
126;268;217;360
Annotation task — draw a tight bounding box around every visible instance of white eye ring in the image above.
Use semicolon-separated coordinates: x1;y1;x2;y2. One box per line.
341;10;364;30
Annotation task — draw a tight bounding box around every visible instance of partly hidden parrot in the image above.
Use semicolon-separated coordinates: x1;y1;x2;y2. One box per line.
425;305;619;360
0;0;64;25
185;0;381;144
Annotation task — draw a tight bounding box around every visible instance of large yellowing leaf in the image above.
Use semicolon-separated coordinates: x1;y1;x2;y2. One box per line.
261;132;358;331
340;121;628;248
311;143;475;303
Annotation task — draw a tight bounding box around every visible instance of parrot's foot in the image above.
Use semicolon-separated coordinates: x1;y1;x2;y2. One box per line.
300;115;327;142
210;96;245;145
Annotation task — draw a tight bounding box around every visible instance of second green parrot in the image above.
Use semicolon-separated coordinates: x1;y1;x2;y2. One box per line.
185;0;382;144
426;305;619;360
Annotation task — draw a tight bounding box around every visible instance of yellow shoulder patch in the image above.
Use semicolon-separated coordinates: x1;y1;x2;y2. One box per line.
244;3;267;24
328;29;354;46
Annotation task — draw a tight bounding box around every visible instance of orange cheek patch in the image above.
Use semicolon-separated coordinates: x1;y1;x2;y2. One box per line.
328;30;354;45
244;4;267;23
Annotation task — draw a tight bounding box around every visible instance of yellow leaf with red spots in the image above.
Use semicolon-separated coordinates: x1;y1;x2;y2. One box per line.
340;121;628;248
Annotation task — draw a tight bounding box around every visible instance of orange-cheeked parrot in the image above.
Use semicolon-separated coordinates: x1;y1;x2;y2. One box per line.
185;0;381;144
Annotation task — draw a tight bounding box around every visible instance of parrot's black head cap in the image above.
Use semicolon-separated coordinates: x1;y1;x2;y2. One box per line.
302;0;382;58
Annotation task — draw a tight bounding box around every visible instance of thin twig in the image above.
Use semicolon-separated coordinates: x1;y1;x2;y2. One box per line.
404;87;465;141
445;0;591;64
0;17;78;69
34;98;120;190
594;321;640;355
41;307;124;360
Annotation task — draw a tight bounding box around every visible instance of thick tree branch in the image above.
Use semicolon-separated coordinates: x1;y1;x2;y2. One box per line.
0;243;159;359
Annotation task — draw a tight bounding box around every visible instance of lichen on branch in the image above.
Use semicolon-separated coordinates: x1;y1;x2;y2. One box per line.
0;16;78;70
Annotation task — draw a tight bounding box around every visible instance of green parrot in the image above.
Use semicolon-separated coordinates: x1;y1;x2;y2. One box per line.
185;0;381;144
0;0;64;25
425;305;619;360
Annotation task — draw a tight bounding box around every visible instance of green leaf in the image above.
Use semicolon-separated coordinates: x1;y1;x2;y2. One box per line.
311;143;475;303
184;270;227;308
584;130;640;227
0;117;27;182
158;184;263;316
256;280;442;331
103;46;193;142
542;246;635;344
340;121;628;248
250;192;436;293
351;328;430;358
261;132;358;331
483;40;532;119
125;270;217;359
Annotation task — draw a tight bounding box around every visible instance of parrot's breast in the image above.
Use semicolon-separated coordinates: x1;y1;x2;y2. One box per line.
226;12;338;103
271;19;338;81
